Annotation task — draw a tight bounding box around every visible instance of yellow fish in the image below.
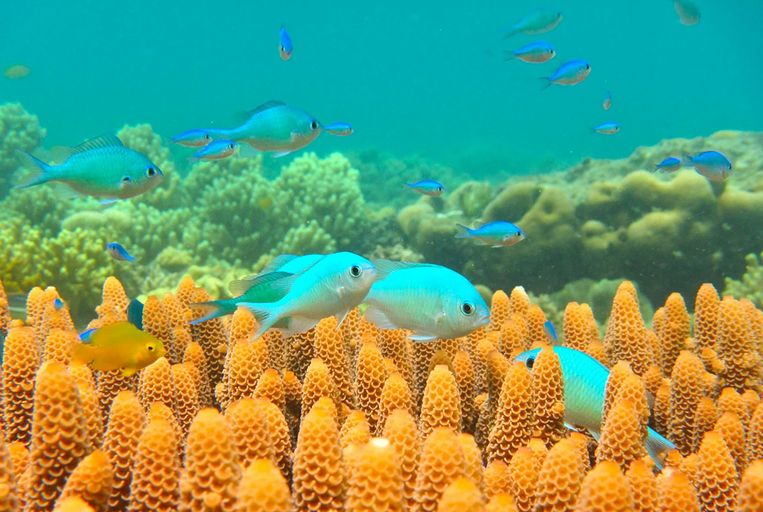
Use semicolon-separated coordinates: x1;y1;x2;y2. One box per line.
4;64;31;79
73;321;166;377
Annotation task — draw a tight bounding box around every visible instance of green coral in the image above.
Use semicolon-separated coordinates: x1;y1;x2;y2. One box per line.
0;103;46;195
724;251;763;307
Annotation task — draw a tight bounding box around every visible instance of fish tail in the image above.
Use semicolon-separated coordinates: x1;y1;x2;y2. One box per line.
190;299;236;325
454;224;473;239
503;50;516;61
645;427;676;470
539;78;553;91
15;151;54;189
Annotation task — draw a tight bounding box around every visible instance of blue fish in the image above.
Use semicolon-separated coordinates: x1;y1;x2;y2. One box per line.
406;179;445;197
508;41;556;64
602;91;612;111
323;122;354;136
683;151;732;182
171;129;214;148
53;297;65;310
542;59;591;89
655;157;682;173
514;346;675;469
503;11;563;38
456;221;525;248
543;320;558;343
127;298;144;330
192;140;238;161
106;242;135;263
593;122;620;135
279;26;293;60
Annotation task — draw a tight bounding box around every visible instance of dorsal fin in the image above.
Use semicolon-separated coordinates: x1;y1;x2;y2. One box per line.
260;254;299;274
71;135;124;154
228;270;295;298
372;259;438;279
247;100;286;117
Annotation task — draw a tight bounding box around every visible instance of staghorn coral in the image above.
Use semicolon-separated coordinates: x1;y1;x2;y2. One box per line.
382;409;420;512
669;351;706;455
487;363;534;464
696;431;738;512
127;415;180;512
56;449;113;512
529;347;566;447
2;325;38;444
0;439;19;512
345;438;405;512
533;437;586;512
436;477;484;512
235;459;291;512
737;460;763;512
225;398;274;467
575;460;635;512
103;390;146;511
419;365;461;439
625;459;657;512
355;340;387;433
508;446;541;512
413;428;465;512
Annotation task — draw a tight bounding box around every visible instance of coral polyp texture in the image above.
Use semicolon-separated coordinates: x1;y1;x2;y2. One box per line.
1;274;763;508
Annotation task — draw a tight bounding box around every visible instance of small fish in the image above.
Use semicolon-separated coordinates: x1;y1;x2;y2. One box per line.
504;11;563;38
53;297;65;310
674;0;700;25
593;122;620;135
455;221;525;248
192;140;238;161
258;196;274;210
364;260;490;341
406;179;445;197
323;122;354;136
279;25;293;60
507;41;556;64
16;135;163;201
542;59;591;89
191;254;323;324
4;64;31;79
683;151;732;182
543;320;558;343
655;157;683;173
602;91;612;111
238;252;378;338
171;129;214;148
106;242;136;263
514;346;675;468
127;298;144;330
195;100;323;156
73;321;166;377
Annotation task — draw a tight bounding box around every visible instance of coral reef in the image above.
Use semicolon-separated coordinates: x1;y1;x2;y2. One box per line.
0;274;762;510
0;103;46;196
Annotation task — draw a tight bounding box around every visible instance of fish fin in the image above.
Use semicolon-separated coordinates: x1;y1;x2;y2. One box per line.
364;306;399;330
279;315;319;338
71;134;124;154
78;328;97;343
371;259;438;280
271;150;292;158
539;78;553;91
410;333;439;342
72;342;93;364
127;299;144;330
503;50;516;61
246;100;286;117
645;427;675;470
259;254;300;275
122;367;137;377
335;309;350;329
15;151;54;189
228;271;296;299
238;145;261;158
454;224;473;239
239;302;283;338
100;198;120;207
189;299;237;325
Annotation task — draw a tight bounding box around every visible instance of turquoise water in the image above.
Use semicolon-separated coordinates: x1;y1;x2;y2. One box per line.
2;1;761;176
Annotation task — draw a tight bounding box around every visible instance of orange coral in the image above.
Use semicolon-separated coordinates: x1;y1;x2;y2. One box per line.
301;358;339;424
616;374;650;440
451;350;476;431
171;362;199;438
42;328;78;365
382;409;420;512
180;408;241;511
509;286;530;318
97;276;130;321
253;368;285;411
340;410;371;450
286;329;315;381
602;360;633;424
0;280;10;338
263;330;286;371
53;497;95;512
750;401;763;461
717;297;758;392
345;438;405;512
533;438;585;512
605;284;652;376
695;431;738;512
259;399;292;481
356;340;387;433
714;412;747;477
414;428;465;512
419;365;461;438
484;459;511;498
694;283;720;351
314;316;355;408
226;398;274;467
73;367;104;449
487;363;533;463
563;302;589;351
292;396;345;512
457;434;483;491
530;347;565;447
229;307;256;344
183;342;213;407
596;399;646;469
137;356;176;412
525;304;547;346
377;329;413;391
575;460;634;512
103;390;146;511
379;372;414;435
175;276;197;306
189;288;227;384
692;397;717;453
499;313;529;359
127;415;180;512
235;459;291;512
26;362;90;512
625;459;657;512
56;449;113;512
486;494;517;512
737;461;763;512
490;289;510;331
659;293;691;375
717;386;749;427
2;325;38;444
141;296;171;363
507;447;541;512
653;379;671;434
668;350;706;455
0;439;19;512
436;477;484;512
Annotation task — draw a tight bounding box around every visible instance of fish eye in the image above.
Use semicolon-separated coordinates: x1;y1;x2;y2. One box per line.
585;64;591;70
310;120;319;130
437;186;443;191
147;344;155;352
350;265;362;277
525;357;535;369
461;302;474;316
146;166;156;177
228;143;236;150
121;176;132;183
516;232;522;237
203;133;211;140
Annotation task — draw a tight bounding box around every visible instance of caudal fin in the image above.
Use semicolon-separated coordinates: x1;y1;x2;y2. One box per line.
190;299;236;325
454;224;472;239
15;151;54;189
645;427;676;470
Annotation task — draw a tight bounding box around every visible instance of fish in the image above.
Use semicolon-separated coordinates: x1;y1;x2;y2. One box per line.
323;122;354;136
127;298;144;330
543;320;558;343
542;59;591;89
16;135;163;201
200;101;323;157
507;41;556;64
405;179;445;197
73;321;166;377
655;157;683;173
364;260;490;341
238;252;378;338
503;11;563;38
514;346;676;469
602;91;612;111
191;254;323;324
593;122;620;135
192;140;238;161
683;151;732;182
279;25;293;60
171;129;214;148
53;297;65;310
455;221;525;248
106;242;135;263
674;0;700;25
4;64;31;79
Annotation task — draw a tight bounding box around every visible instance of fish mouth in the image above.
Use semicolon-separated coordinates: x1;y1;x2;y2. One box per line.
477;313;490;326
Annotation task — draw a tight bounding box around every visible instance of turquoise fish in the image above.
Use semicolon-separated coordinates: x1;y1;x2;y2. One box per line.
171;129;213;147
503;11;563;38
514;346;675;468
456;221;525;247
192;140;238;160
508;41;556;64
279;25;293;60
542;59;591;89
602;91;612;111
106;242;135;262
323;122;354;136
406;179;445;196
17;135;163;201
655;157;682;173
364;260;490;341
239;252;378;338
683;151;732;182
593;121;620;135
